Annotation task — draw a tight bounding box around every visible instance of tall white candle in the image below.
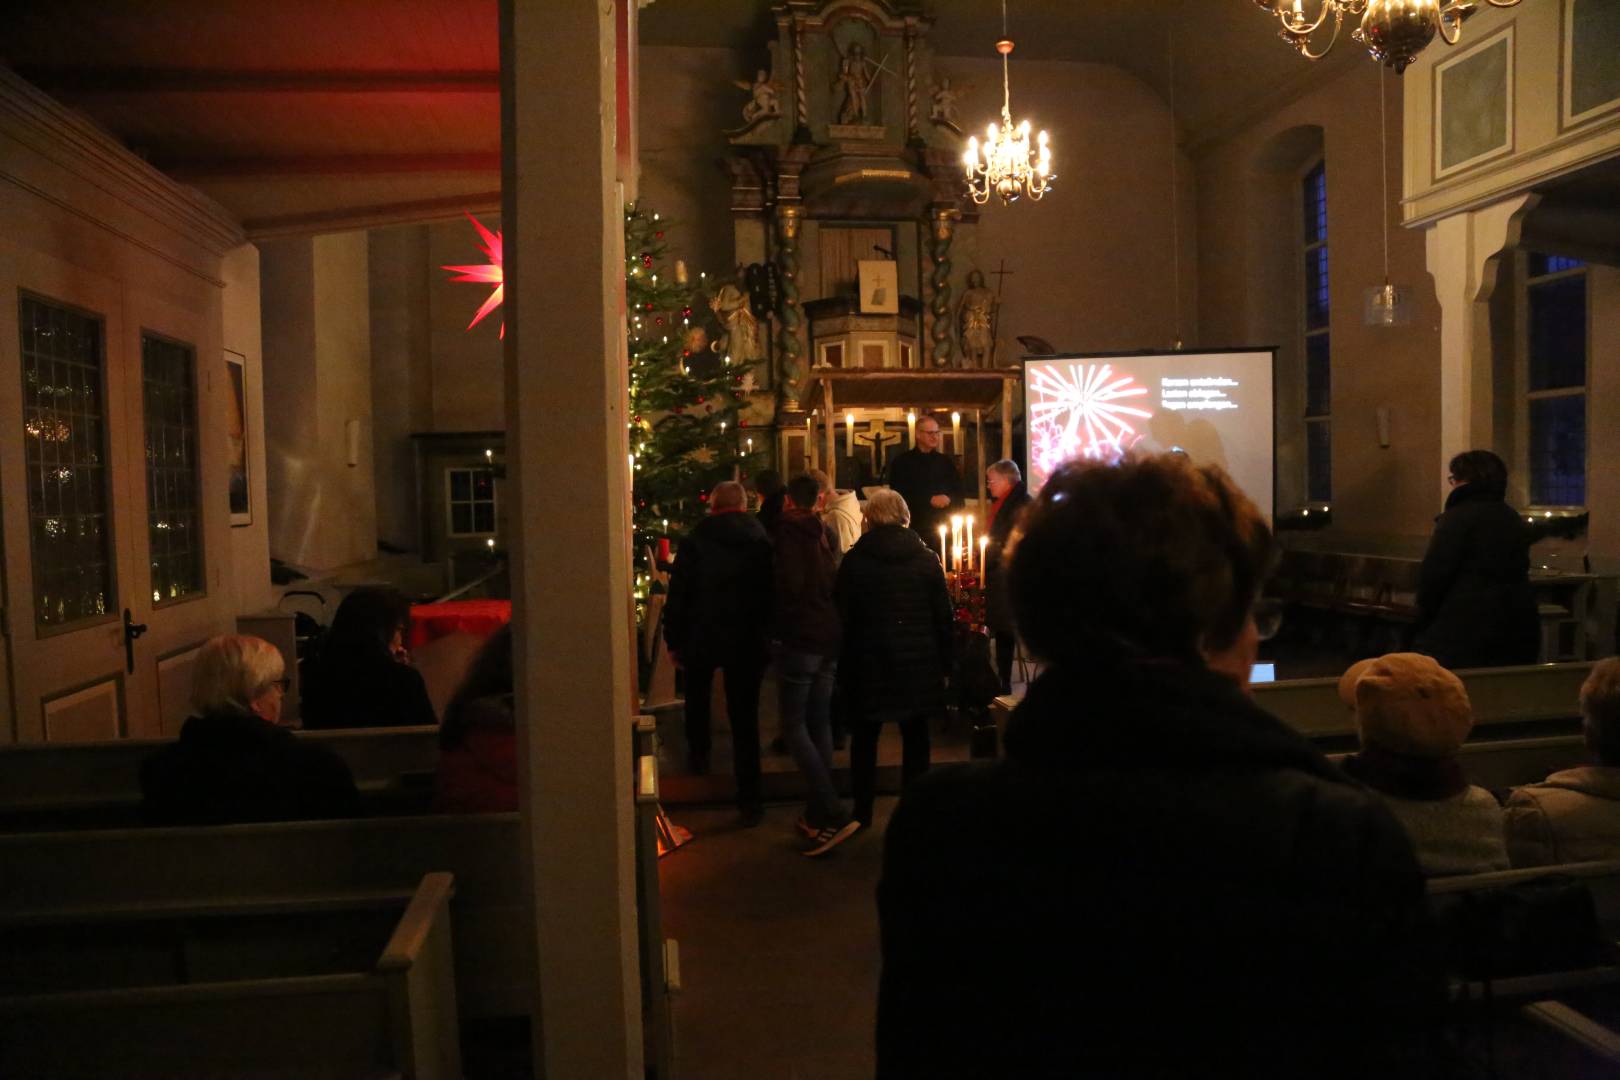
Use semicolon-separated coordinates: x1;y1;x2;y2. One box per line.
907;411;917;448
951;411;962;456
845;412;855;457
937;525;949;568
979;535;988;576
966;515;974;571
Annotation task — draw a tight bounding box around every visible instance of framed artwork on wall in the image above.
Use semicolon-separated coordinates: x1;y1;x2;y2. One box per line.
224;350;251;527
1433;24;1515;181
1562;0;1620;130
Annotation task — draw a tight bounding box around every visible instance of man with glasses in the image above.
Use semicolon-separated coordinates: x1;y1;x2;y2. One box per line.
885;414;962;545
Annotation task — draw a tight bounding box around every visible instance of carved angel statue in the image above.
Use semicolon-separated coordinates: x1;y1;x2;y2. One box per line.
709;283;763;363
957;269;1000;369
735;69;781;125
929;76;960;128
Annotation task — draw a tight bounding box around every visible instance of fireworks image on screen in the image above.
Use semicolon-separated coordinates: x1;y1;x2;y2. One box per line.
1027;362;1153;479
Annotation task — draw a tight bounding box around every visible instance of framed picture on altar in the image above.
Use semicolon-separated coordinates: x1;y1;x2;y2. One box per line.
224;350;252;527
858;259;899;314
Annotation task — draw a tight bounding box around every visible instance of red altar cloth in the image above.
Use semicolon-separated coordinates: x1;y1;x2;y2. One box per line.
408;599;512;649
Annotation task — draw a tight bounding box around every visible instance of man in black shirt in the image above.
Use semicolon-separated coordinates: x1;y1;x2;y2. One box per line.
884;414;961;544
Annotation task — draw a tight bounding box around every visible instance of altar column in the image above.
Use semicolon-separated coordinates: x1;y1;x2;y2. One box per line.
502;2;641;1076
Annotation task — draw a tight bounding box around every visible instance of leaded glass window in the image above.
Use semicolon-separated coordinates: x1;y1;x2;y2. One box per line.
142;334;204;604
19;294;116;629
1302;161;1331;503
1523;255;1587;506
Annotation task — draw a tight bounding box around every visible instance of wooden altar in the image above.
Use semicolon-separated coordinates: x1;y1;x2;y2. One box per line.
802;367;1022;508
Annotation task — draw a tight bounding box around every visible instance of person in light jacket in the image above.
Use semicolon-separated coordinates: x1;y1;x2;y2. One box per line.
1505;658;1620;867
810;467;861;561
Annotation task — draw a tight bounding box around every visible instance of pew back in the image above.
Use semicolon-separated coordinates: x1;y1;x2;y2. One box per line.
0;815;527;1019
0;873;460;1079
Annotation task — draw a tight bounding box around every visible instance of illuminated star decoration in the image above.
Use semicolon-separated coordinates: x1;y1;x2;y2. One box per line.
1027;362;1152;477
441;213;505;338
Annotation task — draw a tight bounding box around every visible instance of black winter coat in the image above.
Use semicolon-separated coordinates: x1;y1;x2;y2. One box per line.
301;653;437;730
878;657;1446;1079
141;707;361;825
835;524;953;718
885;447;962;540
984;482;1032;634
663;510;774;665
1414;482;1538;669
773;510;841;657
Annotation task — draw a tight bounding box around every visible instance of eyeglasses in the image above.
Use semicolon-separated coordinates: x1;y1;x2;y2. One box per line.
1446;475;1459;486
273;678;292;692
1252;600;1284;642
918;427;941;436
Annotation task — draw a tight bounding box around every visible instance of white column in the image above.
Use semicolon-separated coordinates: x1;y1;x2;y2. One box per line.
1423;193;1534;503
502;2;641;1077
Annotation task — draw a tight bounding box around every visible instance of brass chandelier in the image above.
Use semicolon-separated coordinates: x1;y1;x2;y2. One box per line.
962;0;1053;205
1253;0;1522;73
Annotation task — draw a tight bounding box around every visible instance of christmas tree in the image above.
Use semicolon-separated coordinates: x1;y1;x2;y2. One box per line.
625;203;764;613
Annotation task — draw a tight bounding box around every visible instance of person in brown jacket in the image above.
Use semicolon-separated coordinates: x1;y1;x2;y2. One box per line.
775;473;859;856
1505;657;1620;867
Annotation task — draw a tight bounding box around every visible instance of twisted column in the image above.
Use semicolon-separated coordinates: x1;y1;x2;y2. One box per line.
929;207;956;367
794;22;807;129
776;205;806;408
905;27;918;141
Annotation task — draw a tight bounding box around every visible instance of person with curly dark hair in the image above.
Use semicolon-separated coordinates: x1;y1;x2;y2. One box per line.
1414;449;1538;669
876;454;1446;1079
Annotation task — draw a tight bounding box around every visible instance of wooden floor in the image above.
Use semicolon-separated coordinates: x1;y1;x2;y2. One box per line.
659;798;899;1080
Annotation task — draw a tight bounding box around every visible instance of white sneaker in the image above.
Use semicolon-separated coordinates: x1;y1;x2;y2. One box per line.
802;819;861;857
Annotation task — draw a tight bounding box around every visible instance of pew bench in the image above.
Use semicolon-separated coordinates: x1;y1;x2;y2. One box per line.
0;814;529;1020
0;872;460;1079
0;725;442;832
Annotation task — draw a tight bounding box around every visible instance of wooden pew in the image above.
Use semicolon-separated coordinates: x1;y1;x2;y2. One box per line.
0;872;461;1079
0;814;528;1020
1326;734;1588;792
989;661;1595;752
0;725;442;830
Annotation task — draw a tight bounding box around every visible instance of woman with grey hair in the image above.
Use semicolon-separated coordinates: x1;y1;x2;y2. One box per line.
834;489;953;829
141;635;359;825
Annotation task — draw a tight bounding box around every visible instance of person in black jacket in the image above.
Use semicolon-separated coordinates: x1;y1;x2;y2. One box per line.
142;635;360;825
1414;449;1539;669
301;586;437;729
877;455;1447;1079
885;414;962;542
836;489;953;829
775;474;858;855
983;458;1032;694
664;480;774;824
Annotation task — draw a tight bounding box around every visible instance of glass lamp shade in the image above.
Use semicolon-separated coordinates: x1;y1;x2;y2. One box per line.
1364;282;1413;326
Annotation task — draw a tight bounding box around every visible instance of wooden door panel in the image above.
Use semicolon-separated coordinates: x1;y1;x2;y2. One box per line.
0;245;139;744
42;677;123;742
156;642;204;737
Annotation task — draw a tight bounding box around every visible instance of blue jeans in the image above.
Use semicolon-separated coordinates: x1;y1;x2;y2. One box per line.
777;649;846;826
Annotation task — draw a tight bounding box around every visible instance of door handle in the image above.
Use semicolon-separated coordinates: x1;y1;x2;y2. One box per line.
122;608;148;675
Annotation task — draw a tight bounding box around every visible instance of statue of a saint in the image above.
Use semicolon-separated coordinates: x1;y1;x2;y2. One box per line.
957;269;999;369
709;283;763;363
833;43;874;125
929;76;959;128
735;69;780;125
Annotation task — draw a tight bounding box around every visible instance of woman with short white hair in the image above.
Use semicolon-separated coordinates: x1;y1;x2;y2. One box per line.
141;635;359;825
835;488;952;830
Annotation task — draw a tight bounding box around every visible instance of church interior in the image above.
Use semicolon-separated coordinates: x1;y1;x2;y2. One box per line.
1;0;1618;1076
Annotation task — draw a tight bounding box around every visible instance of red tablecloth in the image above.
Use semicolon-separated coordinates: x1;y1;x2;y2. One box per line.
408;600;512;649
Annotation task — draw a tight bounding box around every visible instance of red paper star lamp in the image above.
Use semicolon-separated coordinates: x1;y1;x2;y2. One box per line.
442;213;505;338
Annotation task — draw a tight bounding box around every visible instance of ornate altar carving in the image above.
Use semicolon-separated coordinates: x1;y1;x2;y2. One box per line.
721;0;985;462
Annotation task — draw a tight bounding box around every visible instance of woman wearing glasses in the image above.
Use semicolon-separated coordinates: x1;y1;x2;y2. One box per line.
141;635;359;825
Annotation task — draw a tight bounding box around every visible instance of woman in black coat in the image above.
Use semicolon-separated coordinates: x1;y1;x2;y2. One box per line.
301;587;438;730
835;489;953;829
877;456;1446;1078
983;458;1032;694
1414;449;1539;669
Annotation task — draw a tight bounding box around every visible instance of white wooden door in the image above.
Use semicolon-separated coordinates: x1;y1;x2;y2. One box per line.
0;245;232;743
